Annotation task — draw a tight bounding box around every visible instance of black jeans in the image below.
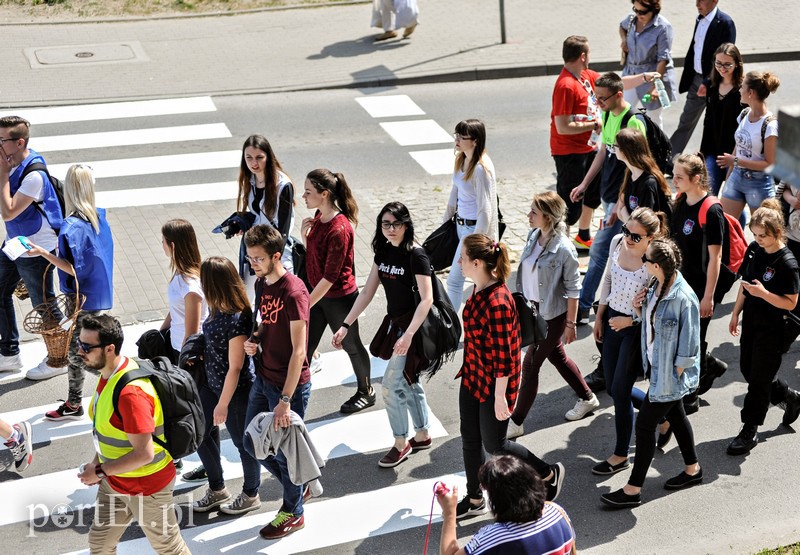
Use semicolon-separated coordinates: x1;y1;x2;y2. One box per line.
459;384;550;499
740;312;785;426
601;310;641;457
308;291;371;391
628;393;698;488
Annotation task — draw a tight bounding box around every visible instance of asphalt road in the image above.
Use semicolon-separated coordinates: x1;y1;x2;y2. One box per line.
2;64;800;554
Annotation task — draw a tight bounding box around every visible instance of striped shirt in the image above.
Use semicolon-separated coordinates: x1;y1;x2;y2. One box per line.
464;502;575;555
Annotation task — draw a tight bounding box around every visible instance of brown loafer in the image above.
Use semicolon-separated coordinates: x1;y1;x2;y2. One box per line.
374;30;398;42
402;23;417;38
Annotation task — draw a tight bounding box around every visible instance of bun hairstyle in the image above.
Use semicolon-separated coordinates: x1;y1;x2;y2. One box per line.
645;238;682;339
745;71;781;101
749;198;786;242
675;153;709;192
461;233;511;283
306;168;359;225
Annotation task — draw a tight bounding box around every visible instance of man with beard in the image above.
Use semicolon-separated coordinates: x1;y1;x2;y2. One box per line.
77;314;190;554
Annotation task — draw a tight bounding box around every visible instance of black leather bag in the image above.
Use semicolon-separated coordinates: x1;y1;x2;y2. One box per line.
512;292;547;348
415;274;462;362
423;218;459;271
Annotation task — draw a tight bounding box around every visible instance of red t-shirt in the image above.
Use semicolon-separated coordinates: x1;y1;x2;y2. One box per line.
256;272;311;388
550;67;600;156
95;358;175;495
305;212;357;298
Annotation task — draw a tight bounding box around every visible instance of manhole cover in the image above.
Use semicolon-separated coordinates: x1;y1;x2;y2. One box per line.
25;42;148;68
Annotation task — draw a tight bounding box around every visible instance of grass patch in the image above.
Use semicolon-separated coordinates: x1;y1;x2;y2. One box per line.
755;544;800;555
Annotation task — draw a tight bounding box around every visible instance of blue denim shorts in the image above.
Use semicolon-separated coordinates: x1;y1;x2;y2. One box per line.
721;167;775;208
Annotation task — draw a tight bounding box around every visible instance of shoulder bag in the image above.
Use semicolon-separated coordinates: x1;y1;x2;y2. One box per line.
514;235;551;347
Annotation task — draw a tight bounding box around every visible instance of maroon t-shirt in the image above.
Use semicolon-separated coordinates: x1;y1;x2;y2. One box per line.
305;212;357;298
256;272;311;388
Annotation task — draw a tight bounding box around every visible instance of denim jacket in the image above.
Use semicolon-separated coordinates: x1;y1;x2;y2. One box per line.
639;272;700;402
514;229;581;321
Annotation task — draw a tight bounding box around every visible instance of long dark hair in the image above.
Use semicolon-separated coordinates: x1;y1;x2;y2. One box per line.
616;127;671;208
201;256;250;316
372;202;415;254
162;219;201;279
710;43;744;88
453;119;488;181
306;168;359;225
646;238;682;339
237;134;287;219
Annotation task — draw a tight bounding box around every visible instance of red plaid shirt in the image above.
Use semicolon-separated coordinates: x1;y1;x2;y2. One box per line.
457;281;521;407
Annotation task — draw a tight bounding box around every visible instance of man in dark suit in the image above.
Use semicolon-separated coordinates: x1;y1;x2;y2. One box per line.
669;0;736;159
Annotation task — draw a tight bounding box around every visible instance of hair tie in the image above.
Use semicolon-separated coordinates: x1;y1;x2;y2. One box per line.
493;241;500;253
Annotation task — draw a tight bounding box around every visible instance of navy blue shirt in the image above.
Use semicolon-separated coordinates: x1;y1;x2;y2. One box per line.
202;309;254;393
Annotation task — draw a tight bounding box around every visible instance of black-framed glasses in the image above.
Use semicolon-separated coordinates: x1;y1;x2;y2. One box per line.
596;92;615;103
0;137;18;144
381;221;405;230
641;253;656;264
714;61;735;70
611;143;620;151
453;133;473;141
622;224;644;243
632;6;651;15
78;340;107;353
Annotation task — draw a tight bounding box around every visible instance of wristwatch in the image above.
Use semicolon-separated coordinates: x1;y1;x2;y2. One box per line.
631;314;642;325
279;394;291;404
95;464;108;480
733;156;739;168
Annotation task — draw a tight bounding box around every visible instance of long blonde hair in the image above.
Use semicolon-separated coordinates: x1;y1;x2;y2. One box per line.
64;164;100;233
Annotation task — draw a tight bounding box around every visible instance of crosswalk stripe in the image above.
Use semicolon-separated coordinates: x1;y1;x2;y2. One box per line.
5;343;390;446
355;95;426;118
409;148;456;175
35;123;232;153
96;181;238;207
0;408;448;527
0;97;217;125
47;150;242;181
379;120;453;146
74;472;466;555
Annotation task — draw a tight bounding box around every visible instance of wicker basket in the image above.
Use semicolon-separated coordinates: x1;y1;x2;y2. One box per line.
22;265;84;368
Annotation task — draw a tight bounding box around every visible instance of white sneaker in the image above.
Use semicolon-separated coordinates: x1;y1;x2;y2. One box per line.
26;359;68;381
0;353;22;372
506;419;524;439
565;393;601;421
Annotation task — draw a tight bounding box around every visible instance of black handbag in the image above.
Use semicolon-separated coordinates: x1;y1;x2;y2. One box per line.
411;251;462;377
423;218;459;271
512;292;547;347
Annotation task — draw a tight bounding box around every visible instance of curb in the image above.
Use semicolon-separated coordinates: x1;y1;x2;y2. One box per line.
7;50;800;109
0;0;370;26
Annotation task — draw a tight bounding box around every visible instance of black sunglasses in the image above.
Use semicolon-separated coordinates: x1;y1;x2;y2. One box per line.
622;224;644;243
78;339;107;353
641;253;656;264
632;6;651;15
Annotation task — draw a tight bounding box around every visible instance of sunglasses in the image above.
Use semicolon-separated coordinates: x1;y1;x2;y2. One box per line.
632;6;651;15
622;224;645;243
641;253;656;264
78;339;107;353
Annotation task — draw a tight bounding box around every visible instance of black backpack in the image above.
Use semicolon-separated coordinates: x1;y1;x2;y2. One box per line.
19;162;67;224
112;356;206;460
605;108;673;176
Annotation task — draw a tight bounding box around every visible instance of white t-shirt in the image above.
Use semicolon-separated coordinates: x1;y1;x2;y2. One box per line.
735;111;778;163
10;169;58;255
521;241;544;303
453;168;478;220
167;274;208;351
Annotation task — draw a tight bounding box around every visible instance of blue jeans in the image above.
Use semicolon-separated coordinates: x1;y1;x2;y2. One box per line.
0;248;59;356
382;353;429;439
579;202;622;312
244;375;312;516
705;155;725;197
446;221;476;309
197;384;262;497
602;312;641;457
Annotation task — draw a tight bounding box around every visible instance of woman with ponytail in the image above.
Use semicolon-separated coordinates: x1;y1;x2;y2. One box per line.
727;199;800;455
508;191;598;440
302;169;372;414
601;238;702;508
614;127;673;223
455;233;565;519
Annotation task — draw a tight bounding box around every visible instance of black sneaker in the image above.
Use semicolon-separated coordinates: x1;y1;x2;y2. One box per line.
44;400;84;421
726;425;758;455
340;387;376;414
577;308;590;326
182;465;208;482
545;462;565;502
455;495;486;519
781;388;800;427
600;488;641;508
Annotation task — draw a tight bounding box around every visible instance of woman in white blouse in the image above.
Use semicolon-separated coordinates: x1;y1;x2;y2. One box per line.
443;119;499;310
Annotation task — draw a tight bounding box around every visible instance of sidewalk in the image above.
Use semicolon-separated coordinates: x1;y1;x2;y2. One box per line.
1;0;799;107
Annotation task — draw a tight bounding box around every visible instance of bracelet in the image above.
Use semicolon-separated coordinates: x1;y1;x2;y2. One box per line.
643;74;647;83
565;322;576;329
341;322;350;329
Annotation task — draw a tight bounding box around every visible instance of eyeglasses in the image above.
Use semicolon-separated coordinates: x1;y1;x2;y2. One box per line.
596;92;615;103
611;143;620;151
632;7;651;15
641;253;656;264
78;340;107;353
453;133;473;141
622;224;645;243
245;255;267;264
0;137;18;144
381;221;405;230
714;61;735;70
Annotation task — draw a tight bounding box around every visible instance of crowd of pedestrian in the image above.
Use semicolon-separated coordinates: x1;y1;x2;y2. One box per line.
2;0;800;553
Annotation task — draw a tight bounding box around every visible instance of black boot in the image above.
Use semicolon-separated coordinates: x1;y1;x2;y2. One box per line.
683;393;699;415
697;354;728;396
584;355;606;393
781;388;800;427
726;424;758;455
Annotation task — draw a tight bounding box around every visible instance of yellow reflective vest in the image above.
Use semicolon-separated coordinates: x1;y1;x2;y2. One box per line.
88;358;172;478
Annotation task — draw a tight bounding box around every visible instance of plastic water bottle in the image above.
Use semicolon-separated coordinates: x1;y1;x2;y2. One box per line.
571;115;601;148
654;77;671;108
